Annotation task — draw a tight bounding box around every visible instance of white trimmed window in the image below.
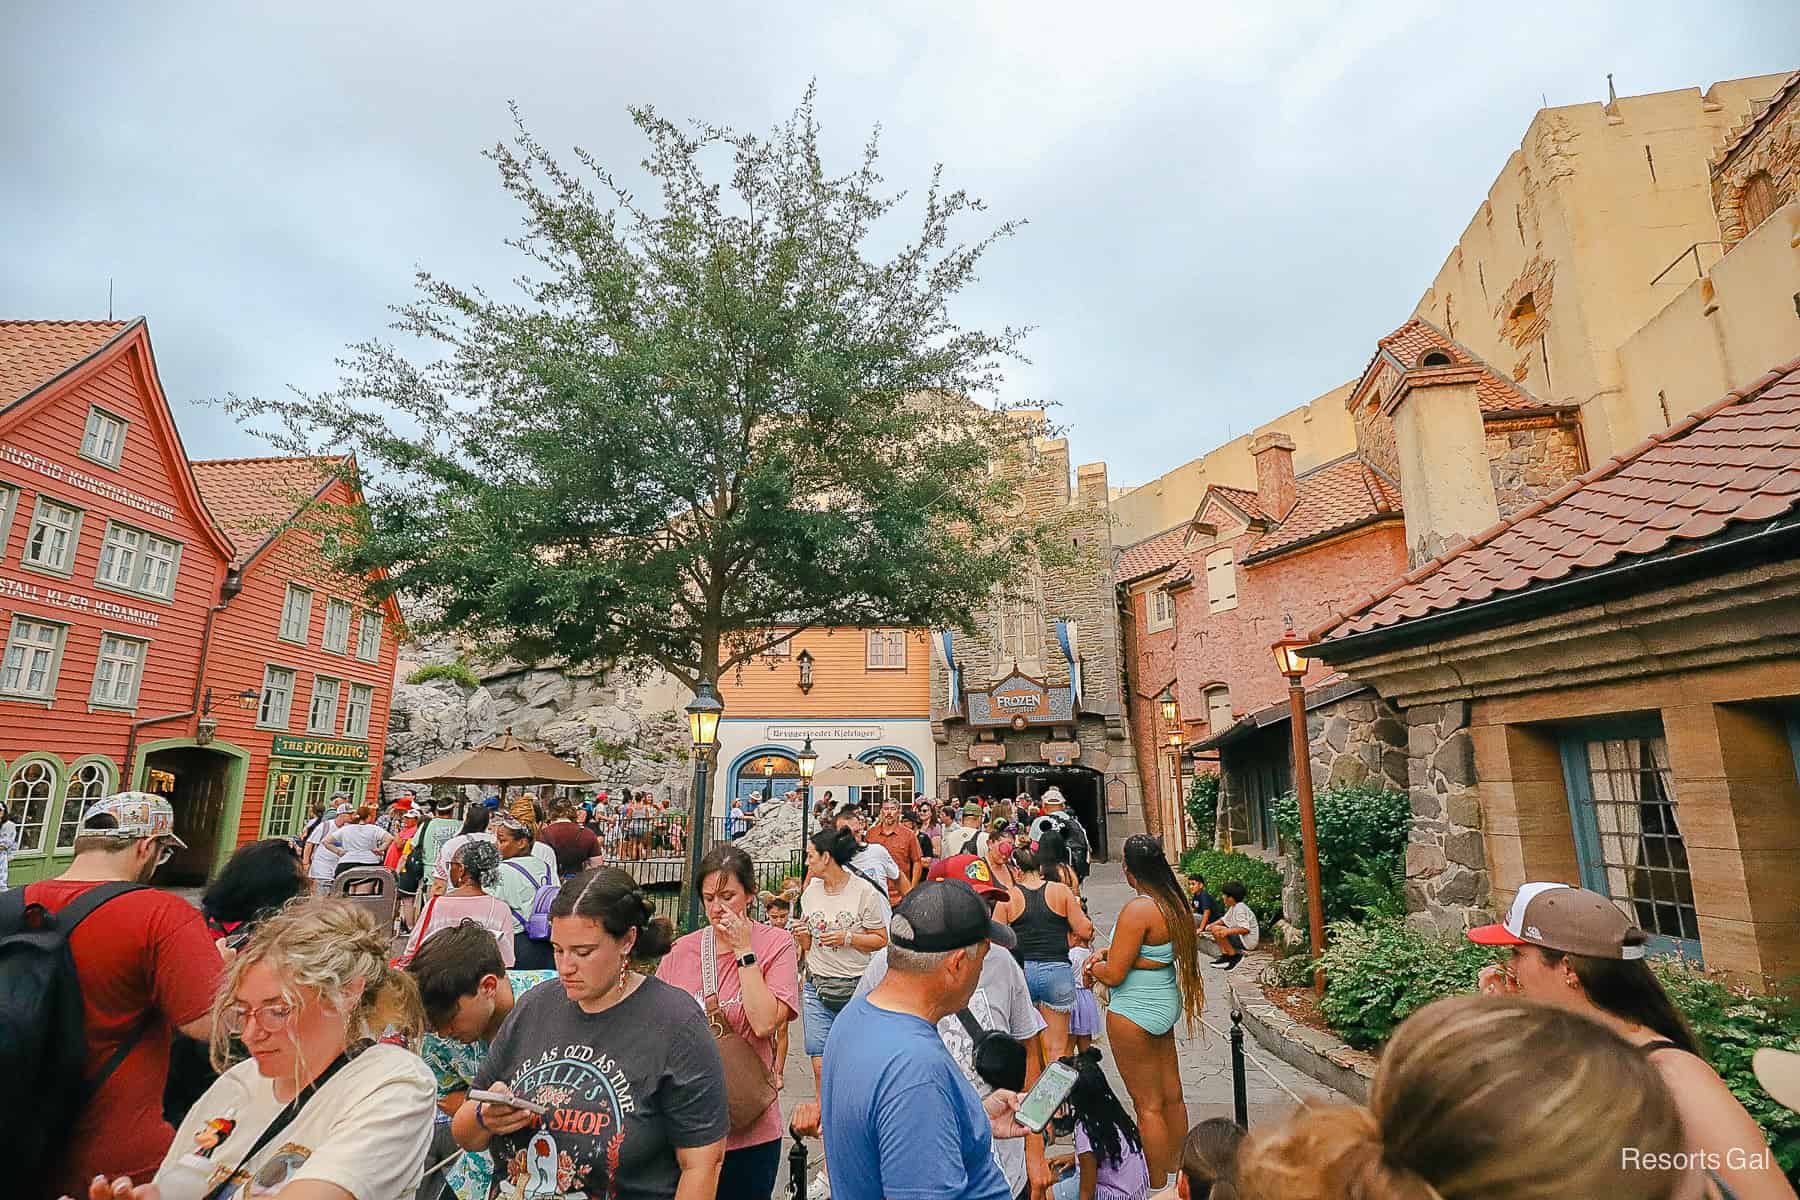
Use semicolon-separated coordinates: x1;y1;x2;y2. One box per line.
58;760;111;850
90;634;147;709
279;585;313;643
7;759;57;853
0;483;20;559
258;665;296;728
1148;587;1175;631
23;498;82;575
1205;685;1233;732
1204;547;1238;613
344;682;373;738
322;599;352;655
1;616;67;699
309;676;341;734
80;407;127;467
355;610;382;662
96;522;181;599
866;629;907;669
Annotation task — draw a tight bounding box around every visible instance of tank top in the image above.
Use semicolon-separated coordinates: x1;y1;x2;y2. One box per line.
1013;881;1073;962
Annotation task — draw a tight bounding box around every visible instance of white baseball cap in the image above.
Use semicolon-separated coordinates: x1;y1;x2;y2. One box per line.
1467;882;1646;959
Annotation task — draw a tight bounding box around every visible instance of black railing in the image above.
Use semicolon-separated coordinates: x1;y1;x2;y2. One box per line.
593;813;800;926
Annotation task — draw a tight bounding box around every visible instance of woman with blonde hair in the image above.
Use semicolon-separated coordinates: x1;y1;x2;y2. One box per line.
1235;993;1705;1200
89;897;437;1200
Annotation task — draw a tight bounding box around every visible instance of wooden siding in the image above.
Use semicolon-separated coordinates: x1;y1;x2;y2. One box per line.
717;627;930;719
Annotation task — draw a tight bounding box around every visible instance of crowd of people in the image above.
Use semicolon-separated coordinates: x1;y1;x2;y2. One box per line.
4;785;1795;1200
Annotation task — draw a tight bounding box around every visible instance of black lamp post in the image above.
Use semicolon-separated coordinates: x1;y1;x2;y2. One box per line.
1273;625;1327;991
682;677;724;931
796;735;817;875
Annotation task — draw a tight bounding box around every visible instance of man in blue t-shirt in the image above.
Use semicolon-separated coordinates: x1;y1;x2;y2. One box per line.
821;881;1028;1200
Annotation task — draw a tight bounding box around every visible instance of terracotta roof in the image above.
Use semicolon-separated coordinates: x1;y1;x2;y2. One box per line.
0;320;129;406
1373;318;1557;415
1204;485;1267;522
190;455;344;566
1115;524;1189;585
1245;454;1402;562
1711;70;1800;173
1317;358;1800;641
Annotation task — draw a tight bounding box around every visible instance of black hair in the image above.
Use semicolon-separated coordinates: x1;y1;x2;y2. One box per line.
406;921;506;1026
697;843;756;896
1186;871;1207;884
202;838;307;928
459;807;490;836
1538;946;1700;1055
1221;881;1247;902
1012;843;1043;873
1123;834;1204;1033
809;825;858;866
549;867;674;958
1037;828;1076;887
1063;1048;1143;1170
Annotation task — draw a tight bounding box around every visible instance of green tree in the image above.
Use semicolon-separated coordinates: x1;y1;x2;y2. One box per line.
227;89;1065;700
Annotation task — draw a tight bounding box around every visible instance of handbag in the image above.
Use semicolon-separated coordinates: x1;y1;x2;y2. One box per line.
391;894;439;968
701;928;781;1133
810;973;860;1012
954;1009;1026;1091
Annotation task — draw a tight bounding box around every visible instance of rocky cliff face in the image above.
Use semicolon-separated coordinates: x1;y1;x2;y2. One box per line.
383;631;695;801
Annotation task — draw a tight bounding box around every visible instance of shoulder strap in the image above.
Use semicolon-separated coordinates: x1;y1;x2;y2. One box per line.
1638;1039;1687;1055
502;857;541;885
199;1053;352;1200
700;926;720;1002
55;880;150;932
954;1008;985;1042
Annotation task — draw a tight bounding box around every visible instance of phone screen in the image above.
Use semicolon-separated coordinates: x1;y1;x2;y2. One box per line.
1014;1061;1078;1133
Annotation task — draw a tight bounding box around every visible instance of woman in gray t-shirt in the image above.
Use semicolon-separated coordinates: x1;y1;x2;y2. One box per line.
453;867;727;1200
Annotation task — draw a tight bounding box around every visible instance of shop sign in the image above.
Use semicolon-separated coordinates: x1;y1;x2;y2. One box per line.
969;742;1006;767
988;672;1049;720
271;735;369;764
765;724;882;743
1041;739;1081;765
0;441;178;522
0;573;159;627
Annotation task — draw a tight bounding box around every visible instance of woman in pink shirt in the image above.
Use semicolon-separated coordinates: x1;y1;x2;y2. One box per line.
656;843;800;1200
397;839;516;967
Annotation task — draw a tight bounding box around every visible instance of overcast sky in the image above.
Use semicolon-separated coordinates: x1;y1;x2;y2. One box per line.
6;2;1794;487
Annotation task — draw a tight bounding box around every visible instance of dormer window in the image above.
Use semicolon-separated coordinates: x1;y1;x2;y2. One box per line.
80;407;127;468
1419;350;1453;368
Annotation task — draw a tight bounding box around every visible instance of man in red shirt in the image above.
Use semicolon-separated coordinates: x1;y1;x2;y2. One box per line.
864;797;924;903
28;791;223;1198
538;796;603;876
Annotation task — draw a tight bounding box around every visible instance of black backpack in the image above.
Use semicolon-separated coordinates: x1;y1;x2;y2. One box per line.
0;881;150;1193
398;816;432;892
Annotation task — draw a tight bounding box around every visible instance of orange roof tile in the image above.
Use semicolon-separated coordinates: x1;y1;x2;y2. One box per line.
1711;70;1800;174
1115;524;1189;585
1373;318;1557;415
190;455;345;567
1245;454;1402;562
1317;358;1800;641
0;320;129;406
1205;485;1268;522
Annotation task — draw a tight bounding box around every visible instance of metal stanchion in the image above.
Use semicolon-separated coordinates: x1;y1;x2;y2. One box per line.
1230;1006;1249;1129
788;1132;810;1200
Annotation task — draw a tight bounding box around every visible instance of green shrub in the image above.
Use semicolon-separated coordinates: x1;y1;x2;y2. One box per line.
1317;917;1504;1049
1339;854;1407;920
1273;781;1410;923
407;659;481;689
1185;772;1219;848
1179;846;1283;926
1268;950;1318;988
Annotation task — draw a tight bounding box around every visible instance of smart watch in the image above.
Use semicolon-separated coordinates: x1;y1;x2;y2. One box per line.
736;951;758;967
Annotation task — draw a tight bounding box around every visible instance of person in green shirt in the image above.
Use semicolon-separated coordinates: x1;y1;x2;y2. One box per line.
420;796;462;894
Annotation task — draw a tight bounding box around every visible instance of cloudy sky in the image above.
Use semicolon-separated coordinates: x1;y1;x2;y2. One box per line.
6;2;1794;487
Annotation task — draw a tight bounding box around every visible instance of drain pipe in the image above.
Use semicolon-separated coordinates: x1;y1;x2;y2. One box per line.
123;571;243;786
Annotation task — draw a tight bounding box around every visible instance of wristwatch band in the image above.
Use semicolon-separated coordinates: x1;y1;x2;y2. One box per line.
736;951;758;967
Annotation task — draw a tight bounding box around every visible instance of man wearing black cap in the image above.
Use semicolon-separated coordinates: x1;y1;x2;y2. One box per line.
820;881;1029;1200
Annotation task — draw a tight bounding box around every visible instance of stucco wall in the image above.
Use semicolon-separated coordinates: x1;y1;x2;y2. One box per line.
1392;380;1502;566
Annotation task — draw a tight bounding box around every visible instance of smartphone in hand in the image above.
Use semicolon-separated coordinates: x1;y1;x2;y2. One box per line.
468;1088;550;1115
1014;1061;1078;1133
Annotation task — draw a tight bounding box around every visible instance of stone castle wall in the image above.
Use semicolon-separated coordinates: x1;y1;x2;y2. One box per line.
1486;418;1587;519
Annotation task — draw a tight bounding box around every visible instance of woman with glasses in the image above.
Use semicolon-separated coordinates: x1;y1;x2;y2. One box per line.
99;897;436;1200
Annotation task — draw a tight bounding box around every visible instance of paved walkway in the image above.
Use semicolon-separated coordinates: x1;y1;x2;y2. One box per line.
773;861;1341;1194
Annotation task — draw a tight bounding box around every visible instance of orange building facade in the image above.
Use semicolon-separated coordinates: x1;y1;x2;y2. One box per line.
715;626;934;809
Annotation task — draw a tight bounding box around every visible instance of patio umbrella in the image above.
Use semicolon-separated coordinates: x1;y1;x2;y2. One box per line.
811;757;879;788
389;728;597;785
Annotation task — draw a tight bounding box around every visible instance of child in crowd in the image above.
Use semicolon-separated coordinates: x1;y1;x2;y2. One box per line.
763;894;792;928
1048;1048;1151;1200
1067;935;1102;1055
1150;1117;1245;1200
1206;881;1259;970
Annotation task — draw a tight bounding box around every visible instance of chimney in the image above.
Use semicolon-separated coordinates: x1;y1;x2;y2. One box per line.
1075;462;1109;510
1250;431;1298;521
1386;363;1502;567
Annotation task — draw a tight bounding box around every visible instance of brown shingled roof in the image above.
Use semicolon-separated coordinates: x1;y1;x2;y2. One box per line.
1115;524;1189;585
1245;454;1402;562
1316;358;1800;642
190;455;345;568
0;320;130;406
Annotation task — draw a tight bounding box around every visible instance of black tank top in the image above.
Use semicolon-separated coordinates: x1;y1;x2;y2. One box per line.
1013;881;1072;962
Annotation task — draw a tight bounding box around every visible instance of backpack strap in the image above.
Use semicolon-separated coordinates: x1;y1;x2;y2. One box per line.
954;1008;986;1043
35;883;154;1105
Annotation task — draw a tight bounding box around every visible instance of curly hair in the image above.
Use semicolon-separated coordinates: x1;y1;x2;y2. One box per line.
454;838;502;889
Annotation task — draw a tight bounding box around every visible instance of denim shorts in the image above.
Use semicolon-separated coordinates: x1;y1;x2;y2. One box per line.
802;976;848;1057
1023;959;1076;1012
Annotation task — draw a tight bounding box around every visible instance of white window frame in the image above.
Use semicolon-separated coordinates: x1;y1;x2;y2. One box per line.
1205;547;1238;614
0;615;69;701
308;676;341;735
258;664;297;729
21;496;84;577
79;406;129;468
1147;586;1175;631
1205;685;1233;732
344;682;374;739
89;632;148;711
279;585;313;644
322;599;353;655
355;609;382;662
866;629;907;670
95;520;182;601
0;482;21;561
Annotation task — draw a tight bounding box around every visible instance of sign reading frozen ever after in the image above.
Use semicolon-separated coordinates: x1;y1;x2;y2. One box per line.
967;670;1070;728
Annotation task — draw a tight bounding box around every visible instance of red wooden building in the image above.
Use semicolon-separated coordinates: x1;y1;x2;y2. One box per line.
0;319;402;885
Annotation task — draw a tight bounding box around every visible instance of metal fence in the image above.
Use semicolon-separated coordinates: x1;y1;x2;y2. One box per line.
599;814;800;926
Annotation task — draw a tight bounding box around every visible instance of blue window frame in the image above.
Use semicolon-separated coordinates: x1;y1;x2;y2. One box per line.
1556;718;1702;962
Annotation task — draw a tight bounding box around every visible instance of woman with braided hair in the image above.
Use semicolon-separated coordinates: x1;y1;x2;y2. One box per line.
454;867;728;1200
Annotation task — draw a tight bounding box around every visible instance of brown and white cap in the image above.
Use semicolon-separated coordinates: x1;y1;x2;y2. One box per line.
1466;882;1646;960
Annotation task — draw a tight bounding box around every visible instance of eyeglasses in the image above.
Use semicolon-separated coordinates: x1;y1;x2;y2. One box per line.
223;1000;297;1036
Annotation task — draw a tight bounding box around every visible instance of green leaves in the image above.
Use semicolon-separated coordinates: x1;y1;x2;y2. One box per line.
1273;781;1411;923
1185;771;1220;848
1317;918;1505;1049
1178;846;1284;927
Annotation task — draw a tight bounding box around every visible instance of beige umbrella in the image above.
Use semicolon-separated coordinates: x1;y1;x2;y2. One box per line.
811;757;879;788
389;728;597;785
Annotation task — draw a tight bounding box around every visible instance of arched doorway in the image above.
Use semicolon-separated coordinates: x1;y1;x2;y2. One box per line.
135;738;250;886
955;763;1106;861
728;746;802;805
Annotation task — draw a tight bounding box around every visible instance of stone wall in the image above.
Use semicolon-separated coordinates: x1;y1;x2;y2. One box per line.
1486;417;1587;519
1400;700;1491;932
1712;75;1798;246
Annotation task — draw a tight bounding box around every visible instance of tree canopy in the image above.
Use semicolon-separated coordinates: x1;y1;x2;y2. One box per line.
228;88;1068;692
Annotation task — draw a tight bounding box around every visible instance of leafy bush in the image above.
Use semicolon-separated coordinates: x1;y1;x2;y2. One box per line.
1268;950;1318;988
1273;781;1410;923
1185;772;1219;848
1339;854;1407;920
407;659;481;689
1317;918;1504;1049
1179;846;1283;926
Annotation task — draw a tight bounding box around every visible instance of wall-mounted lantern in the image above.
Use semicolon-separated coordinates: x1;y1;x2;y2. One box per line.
797;649;814;694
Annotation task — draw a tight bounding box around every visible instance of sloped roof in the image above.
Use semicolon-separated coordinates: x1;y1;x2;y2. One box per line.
1711;70;1800;174
1316;358;1800;641
0;320;129;407
1115;524;1190;585
1205;485;1268;522
190;455;346;569
1245;454;1402;562
1371;317;1559;415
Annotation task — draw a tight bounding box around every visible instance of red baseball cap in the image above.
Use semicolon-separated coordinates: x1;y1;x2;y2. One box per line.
928;853;1011;901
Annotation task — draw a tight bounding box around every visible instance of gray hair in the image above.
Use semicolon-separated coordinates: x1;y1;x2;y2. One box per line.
886;915;959;974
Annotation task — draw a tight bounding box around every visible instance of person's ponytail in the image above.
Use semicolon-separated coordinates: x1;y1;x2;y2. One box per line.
1237;1104;1436;1200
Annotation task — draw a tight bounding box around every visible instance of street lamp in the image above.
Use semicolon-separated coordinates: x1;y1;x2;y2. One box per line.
1273;624;1327;991
682;677;724;931
237;686;260;711
795;736;818;880
1158;688;1179;725
872;756;888;808
1159;688;1184;854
